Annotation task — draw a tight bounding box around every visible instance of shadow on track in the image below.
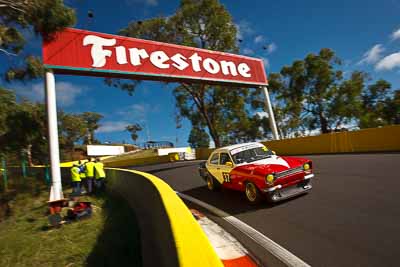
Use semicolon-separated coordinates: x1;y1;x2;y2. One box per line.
180;185;308;216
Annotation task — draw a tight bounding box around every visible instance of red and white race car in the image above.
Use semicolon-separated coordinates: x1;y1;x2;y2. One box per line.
199;142;314;203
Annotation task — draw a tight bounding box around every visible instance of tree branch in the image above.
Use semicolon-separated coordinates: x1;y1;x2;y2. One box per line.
0;48;17;57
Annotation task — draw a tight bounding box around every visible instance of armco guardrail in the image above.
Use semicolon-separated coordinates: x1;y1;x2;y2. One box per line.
106;168;223;267
195;125;400;158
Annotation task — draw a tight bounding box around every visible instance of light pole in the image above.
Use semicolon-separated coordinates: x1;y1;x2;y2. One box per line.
45;71;63;201
261;86;280;140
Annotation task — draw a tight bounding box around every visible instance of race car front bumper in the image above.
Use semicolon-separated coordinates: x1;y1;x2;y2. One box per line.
264;173;314;202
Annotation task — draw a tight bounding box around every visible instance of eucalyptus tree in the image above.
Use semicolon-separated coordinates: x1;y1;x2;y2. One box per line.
116;0;262;147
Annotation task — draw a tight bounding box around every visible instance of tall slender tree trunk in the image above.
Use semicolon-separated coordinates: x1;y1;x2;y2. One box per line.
26;144;32;166
319;112;329;133
199;106;220;147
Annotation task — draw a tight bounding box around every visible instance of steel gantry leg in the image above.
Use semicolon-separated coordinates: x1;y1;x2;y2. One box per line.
45;71;63;201
261;86;280;140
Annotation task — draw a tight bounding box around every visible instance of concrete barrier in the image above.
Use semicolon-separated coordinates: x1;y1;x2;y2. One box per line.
6;166;222;266
263;125;400;155
106;168;222;267
103;153;180;168
195;125;400;158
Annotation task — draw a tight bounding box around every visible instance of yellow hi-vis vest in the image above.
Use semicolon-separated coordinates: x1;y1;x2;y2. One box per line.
71;166;81;182
85;161;95;177
94;162;106;179
80;165;86;179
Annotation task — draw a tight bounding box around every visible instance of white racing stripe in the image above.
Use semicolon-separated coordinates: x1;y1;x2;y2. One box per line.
178;192;311;267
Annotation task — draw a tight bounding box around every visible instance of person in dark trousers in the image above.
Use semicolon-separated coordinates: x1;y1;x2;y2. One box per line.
84;158;95;194
71;163;81;195
78;160;87;194
94;158;106;191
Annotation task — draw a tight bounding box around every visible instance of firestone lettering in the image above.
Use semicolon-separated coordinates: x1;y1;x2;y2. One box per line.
83;35;116;68
83;35;252;78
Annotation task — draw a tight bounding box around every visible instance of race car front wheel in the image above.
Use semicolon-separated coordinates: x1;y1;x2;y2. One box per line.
206;174;220;191
245;182;262;204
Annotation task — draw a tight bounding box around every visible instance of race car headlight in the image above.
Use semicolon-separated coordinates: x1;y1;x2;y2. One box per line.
303;163;310;171
266;174;274;185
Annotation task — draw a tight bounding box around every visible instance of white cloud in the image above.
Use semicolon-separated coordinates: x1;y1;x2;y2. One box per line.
56;82;85;106
261;57;270;69
358;44;385;65
254;35;265;44
255;111;269;118
117;103;158;121
14;81;85;107
97;121;129;133
235;20;254;40
375;52;400;71
391;27;400;40
266;42;277;54
131;103;146;113
243;48;254;55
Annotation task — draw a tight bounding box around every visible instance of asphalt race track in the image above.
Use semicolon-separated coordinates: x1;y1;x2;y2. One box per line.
132;153;400;267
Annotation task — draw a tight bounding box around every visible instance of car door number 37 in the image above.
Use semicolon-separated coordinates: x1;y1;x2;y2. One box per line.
222;172;231;183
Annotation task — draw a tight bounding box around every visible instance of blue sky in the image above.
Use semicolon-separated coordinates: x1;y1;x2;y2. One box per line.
2;0;400;147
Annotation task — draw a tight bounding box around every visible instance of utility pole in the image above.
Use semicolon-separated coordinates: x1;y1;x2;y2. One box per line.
261;86;280;140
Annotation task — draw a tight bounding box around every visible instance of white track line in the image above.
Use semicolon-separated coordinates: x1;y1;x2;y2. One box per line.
177;192;311;267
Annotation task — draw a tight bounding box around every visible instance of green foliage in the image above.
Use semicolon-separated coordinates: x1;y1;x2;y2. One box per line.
59;112;87;152
126;124;143;143
81;112;104;145
1;101;48;163
265;48;347;134
0;0;75;81
188;126;210;148
0;88;103;163
359;80;400;128
5;56;44;82
116;0;261;147
0;87;17;136
264;49;398;136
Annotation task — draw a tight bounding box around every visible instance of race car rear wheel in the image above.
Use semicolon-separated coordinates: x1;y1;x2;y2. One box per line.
245;182;262;204
206;174;220;191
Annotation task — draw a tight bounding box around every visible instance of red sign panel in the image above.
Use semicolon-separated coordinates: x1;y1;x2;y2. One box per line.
43;28;268;87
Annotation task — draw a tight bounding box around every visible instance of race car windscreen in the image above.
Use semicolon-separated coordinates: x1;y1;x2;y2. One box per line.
231;146;273;164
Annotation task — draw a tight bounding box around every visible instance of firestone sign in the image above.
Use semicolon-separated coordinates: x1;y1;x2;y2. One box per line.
43;28;268;87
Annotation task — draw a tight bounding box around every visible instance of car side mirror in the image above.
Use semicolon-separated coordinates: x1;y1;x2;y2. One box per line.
225;162;233;167
272;151;276;155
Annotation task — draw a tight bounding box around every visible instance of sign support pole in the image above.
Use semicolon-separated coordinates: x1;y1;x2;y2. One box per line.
45;71;63;201
261;86;280;140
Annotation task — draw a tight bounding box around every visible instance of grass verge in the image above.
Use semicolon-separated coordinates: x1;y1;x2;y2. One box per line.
0;179;141;267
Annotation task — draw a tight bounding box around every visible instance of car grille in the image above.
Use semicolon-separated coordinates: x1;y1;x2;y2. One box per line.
275;166;303;179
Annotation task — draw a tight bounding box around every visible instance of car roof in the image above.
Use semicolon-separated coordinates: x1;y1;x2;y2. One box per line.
213;142;263;153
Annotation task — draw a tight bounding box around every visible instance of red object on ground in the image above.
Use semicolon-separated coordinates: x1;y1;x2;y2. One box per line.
191;209;259;267
222;256;258;267
73;201;91;213
47;199;67;214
